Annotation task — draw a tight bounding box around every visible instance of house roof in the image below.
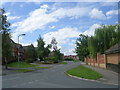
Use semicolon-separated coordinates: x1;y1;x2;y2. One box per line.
105;42;120;54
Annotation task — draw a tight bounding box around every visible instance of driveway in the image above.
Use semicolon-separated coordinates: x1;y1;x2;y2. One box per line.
2;61;118;88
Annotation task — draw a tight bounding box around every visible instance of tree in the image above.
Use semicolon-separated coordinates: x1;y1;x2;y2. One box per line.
0;8;12;69
87;24;119;58
44;44;51;57
94;25;119;53
88;36;98;58
37;36;46;61
75;34;89;61
25;44;37;63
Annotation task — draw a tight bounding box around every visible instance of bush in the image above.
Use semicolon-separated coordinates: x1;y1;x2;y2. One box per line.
64;58;74;61
45;56;58;63
25;58;34;63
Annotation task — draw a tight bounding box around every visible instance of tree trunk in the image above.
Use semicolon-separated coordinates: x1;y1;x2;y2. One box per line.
5;57;8;70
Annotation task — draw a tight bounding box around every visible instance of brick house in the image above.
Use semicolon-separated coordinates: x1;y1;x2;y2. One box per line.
64;55;79;60
105;42;120;72
2;39;25;64
84;42;120;72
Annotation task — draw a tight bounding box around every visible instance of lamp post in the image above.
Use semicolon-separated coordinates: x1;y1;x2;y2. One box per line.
18;34;26;68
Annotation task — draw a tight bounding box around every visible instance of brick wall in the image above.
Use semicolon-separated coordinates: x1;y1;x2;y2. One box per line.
84;53;120;69
106;53;120;64
84;54;106;69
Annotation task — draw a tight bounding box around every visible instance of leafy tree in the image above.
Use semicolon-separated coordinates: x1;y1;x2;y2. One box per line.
25;44;37;63
75;34;89;61
0;8;12;69
88;36;98;58
87;24;119;58
44;44;51;57
94;25;119;53
54;49;63;62
37;36;46;61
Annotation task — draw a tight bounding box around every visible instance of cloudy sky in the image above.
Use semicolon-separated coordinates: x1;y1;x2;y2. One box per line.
1;1;118;55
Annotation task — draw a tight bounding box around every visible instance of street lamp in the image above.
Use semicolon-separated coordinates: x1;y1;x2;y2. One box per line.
18;34;26;68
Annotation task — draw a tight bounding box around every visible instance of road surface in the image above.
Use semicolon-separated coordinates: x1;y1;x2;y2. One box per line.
2;61;118;88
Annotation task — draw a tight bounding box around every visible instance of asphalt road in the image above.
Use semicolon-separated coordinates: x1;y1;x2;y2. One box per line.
2;61;118;88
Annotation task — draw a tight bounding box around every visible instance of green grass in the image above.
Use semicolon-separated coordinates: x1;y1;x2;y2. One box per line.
59;62;67;64
73;60;80;62
35;67;50;69
7;61;38;68
66;65;103;80
13;69;34;72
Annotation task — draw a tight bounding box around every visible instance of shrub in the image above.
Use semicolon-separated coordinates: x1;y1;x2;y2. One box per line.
25;58;34;63
64;58;74;61
45;56;58;63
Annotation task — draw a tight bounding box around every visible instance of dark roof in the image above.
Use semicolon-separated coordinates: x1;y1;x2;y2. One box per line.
23;46;30;50
105;42;120;54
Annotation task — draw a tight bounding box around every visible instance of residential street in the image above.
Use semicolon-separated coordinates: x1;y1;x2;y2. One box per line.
2;61;118;88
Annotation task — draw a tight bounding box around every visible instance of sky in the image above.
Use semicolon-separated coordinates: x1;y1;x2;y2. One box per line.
1;1;119;55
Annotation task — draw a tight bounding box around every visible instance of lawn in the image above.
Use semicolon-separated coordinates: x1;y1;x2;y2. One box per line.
35;66;50;69
73;60;80;62
13;69;34;72
66;65;103;80
7;61;38;68
59;62;67;64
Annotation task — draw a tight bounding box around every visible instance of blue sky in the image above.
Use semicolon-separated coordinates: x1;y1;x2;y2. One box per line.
1;2;118;55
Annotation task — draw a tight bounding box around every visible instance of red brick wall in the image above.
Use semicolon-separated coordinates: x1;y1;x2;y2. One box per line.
106;53;120;64
84;54;106;68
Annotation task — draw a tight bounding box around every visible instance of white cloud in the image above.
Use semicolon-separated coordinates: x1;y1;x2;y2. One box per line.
4;12;10;16
12;5;91;42
7;16;20;21
49;26;55;29
43;27;81;55
4;12;20;21
106;9;118;18
83;24;101;36
20;41;37;47
40;4;49;9
89;8;106;20
62;48;76;55
43;27;81;45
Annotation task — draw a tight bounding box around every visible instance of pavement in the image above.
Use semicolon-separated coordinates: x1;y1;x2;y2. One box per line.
80;62;119;85
2;61;119;88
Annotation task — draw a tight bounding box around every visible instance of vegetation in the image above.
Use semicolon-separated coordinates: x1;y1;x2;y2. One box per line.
64;58;74;61
75;34;89;61
37;36;51;61
45;56;57;63
75;24;120;60
7;61;38;68
66;65;103;80
13;69;34;72
24;44;37;63
35;67;50;69
0;8;12;69
59;62;67;64
74;60;80;62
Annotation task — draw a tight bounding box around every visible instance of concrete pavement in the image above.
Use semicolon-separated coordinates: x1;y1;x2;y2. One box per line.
81;62;119;85
2;61;119;88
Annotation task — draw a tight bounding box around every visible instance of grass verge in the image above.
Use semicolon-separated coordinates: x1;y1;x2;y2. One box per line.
66;65;103;80
7;61;38;68
35;67;50;69
13;69;34;72
59;62;67;64
74;60;80;62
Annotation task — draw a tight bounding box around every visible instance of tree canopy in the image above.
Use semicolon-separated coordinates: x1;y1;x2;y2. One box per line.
0;8;12;69
75;24;120;60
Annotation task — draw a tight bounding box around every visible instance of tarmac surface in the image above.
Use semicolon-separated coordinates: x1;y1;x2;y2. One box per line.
2;61;119;88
